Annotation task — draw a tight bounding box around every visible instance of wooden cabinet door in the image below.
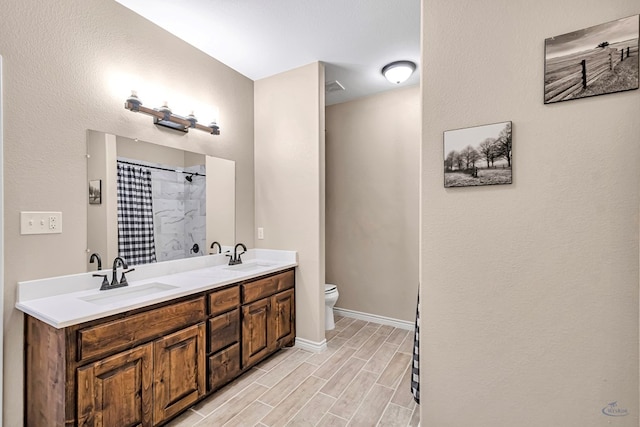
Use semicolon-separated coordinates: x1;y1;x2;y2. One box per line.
208;343;241;391
153;323;206;424
271;289;295;349
77;343;153;427
241;298;271;368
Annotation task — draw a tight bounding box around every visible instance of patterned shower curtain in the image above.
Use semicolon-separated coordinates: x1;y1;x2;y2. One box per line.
411;288;420;404
117;163;157;266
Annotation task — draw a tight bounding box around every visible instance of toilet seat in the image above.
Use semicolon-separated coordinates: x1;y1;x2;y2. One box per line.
325;284;337;293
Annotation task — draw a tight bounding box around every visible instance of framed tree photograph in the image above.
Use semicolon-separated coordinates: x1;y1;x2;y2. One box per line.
89;179;102;204
444;121;512;188
544;15;639;104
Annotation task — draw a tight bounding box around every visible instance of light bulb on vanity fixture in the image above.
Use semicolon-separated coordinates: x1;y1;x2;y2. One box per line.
157;101;172;116
126;90;143;111
124;91;221;135
186;111;198;128
381;60;417;84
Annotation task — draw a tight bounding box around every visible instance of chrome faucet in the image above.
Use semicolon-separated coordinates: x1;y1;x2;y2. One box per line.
227;243;247;265
89;253;102;270
93;256;135;291
210;241;222;254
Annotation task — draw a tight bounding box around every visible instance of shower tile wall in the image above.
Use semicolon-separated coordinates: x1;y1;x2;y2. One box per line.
184;165;206;258
150;164;206;262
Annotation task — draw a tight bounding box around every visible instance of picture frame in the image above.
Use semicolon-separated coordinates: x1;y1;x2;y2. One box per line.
444;121;512;188
89;179;102;204
544;14;639;104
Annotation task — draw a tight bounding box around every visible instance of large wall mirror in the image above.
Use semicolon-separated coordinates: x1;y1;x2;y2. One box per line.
86;130;235;271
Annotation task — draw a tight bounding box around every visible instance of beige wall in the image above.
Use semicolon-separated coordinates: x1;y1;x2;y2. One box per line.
0;55;4;425
87;131;118;268
421;1;639;426
254;62;326;344
116;135;194;166
207;156;236;248
0;0;255;424
326;87;420;321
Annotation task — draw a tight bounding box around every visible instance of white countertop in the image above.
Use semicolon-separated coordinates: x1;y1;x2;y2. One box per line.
16;249;297;329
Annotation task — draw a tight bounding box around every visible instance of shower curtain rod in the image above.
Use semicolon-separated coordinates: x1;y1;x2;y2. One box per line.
117;159;206;177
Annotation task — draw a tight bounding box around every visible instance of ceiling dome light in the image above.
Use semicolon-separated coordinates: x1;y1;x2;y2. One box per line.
382;60;416;84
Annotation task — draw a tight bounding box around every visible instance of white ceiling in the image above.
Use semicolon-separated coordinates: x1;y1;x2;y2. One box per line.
114;0;421;105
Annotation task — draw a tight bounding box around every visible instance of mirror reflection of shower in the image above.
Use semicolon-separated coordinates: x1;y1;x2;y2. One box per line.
118;157;206;264
184;171;206;183
87;130;236;272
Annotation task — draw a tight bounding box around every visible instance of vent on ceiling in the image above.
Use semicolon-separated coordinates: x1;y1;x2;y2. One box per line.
325;80;345;93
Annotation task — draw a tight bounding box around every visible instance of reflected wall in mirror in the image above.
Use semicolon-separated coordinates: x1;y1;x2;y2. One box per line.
87;130;235;271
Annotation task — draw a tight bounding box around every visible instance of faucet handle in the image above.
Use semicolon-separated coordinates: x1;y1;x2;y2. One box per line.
93;273;109;290
119;268;135;285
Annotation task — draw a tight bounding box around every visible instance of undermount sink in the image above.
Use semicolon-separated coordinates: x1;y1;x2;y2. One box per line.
79;282;178;305
224;261;276;272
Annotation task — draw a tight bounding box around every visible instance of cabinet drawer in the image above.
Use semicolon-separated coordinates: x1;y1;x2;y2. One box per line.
208;308;239;354
242;270;295;304
209;286;240;316
208;343;240;392
77;297;206;363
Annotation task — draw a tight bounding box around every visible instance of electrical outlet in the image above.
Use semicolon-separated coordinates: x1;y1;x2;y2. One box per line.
49;215;57;230
257;227;264;240
20;211;62;235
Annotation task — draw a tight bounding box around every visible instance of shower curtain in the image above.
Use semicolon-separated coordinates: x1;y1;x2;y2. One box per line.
117;163;157;266
411;288;420;404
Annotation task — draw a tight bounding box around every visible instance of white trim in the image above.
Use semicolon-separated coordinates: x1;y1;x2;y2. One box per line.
333;307;414;331
294;337;327;353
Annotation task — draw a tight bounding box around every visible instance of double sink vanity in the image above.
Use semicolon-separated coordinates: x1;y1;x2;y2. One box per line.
16;249;297;427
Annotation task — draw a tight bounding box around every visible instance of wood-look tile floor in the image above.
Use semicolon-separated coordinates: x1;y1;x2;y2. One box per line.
168;315;420;427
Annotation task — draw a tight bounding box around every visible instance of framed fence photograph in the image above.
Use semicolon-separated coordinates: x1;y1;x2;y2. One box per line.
544;14;639;104
444;121;512;188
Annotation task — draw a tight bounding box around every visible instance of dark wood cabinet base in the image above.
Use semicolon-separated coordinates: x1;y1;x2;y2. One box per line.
24;268;295;427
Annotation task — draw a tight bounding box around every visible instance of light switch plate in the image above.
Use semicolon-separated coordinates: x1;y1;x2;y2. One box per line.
20;211;62;235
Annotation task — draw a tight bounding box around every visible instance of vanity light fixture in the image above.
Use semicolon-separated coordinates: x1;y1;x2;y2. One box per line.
124;91;220;135
381;60;416;84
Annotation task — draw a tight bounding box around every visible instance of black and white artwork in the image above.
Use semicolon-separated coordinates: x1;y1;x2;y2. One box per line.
544;15;639;104
89;179;102;204
444;121;512;188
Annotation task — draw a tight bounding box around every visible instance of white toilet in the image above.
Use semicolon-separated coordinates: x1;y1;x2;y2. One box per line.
324;284;339;330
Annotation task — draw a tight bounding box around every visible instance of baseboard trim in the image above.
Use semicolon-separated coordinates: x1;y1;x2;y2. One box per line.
294;337;327;353
333;307;414;331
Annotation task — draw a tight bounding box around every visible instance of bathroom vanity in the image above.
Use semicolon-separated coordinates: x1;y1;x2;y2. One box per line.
17;250;297;427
